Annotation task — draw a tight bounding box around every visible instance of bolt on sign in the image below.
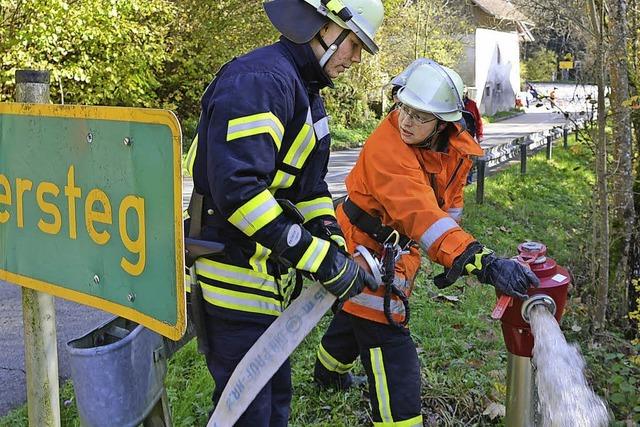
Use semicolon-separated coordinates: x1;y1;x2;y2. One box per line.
0;103;185;340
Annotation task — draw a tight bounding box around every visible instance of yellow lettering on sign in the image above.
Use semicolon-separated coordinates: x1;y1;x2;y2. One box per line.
119;195;146;276
85;189;112;245
0;174;11;224
64;165;81;239
16;178;33;228
36;181;62;235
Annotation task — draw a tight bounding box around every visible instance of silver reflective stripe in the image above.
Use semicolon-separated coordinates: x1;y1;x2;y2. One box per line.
393;277;410;291
227;118;284;143
296;198;334;219
349;292;406;314
447;207;463;221
314;117;330;140
297;239;329;272
201;287;282;315
419;217;459;251
195;259;278;293
238;197;279;233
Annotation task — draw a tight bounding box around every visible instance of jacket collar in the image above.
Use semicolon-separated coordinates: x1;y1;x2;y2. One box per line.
278;36;333;92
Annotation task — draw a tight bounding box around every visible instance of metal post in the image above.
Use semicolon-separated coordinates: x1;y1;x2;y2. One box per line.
520;141;527;175
15;69;61;427
546;135;553;160
563;127;568;149
505;353;537;427
476;157;486;204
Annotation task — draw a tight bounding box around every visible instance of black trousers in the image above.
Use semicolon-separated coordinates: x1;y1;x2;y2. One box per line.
205;313;292;427
317;311;423;425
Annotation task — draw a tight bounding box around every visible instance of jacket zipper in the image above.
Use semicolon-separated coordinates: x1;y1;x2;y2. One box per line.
444;159;464;192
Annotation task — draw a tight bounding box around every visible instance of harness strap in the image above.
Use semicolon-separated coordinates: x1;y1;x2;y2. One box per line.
341;197;414;249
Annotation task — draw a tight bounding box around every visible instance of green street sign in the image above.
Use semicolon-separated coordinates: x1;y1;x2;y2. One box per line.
0;103;185;340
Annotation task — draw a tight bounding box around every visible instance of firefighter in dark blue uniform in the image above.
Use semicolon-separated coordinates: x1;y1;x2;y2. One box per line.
189;0;384;424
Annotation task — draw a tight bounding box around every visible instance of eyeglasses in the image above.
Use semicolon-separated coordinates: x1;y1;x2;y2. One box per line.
398;103;438;125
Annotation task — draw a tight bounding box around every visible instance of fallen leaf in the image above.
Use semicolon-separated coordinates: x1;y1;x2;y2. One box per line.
483;402;506;420
434;294;460;303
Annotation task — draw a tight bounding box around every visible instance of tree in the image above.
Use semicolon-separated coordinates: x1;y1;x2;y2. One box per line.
523;48;558;81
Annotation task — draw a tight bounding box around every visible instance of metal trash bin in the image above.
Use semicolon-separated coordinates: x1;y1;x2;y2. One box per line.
67;316;167;427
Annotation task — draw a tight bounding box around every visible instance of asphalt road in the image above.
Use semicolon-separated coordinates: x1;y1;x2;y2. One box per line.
0;82;596;417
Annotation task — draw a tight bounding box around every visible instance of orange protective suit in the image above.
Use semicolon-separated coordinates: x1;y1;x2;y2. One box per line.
339;109;484;324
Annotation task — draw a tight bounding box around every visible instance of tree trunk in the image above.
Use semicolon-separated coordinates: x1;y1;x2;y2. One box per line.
587;0;609;330
608;0;635;327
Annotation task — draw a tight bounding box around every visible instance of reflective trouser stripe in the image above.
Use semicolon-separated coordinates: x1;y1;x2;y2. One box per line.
373;415;424;427
317;343;355;374
296;237;330;273
370;347;393;423
183;135;198;177
447;207;463;222
201;285;281;317
249;243;270;274
226;112;284;151
419;217;459;251
296;197;335;223
228;189;283;236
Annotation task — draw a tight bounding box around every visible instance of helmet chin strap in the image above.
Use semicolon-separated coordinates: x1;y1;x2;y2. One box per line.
415;120;444;149
316;29;351;68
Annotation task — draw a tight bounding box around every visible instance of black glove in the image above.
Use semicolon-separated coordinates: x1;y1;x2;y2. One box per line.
306;217;347;251
314;244;378;301
465;247;540;300
272;224;377;302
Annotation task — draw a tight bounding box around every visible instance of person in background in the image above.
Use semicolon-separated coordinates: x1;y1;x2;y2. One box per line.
187;0;384;424
313;59;539;426
462;87;483;184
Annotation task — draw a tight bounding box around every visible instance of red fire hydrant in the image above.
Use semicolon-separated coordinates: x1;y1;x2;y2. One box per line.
495;241;571;426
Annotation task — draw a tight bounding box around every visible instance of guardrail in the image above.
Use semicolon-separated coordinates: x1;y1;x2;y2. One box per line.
475;117;591;204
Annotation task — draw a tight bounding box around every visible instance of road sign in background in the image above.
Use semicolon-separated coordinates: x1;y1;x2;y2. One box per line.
0;103;185;339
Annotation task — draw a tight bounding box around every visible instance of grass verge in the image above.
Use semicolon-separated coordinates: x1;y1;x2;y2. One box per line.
2;137;638;426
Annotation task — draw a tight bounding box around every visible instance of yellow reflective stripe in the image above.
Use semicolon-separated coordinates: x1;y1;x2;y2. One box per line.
228;189;283;236
296;197;336;223
465;247;492;274
296;237;330;273
269;170;296;191
201;285;281;316
370;347;393;423
373;415;423;427
183;134;198;177
249;243;270;274
317;343;354;374
325;0;346;14
195;258;278;294
227;112;284;151
184;270;192;293
283;124;316;169
330;234;347;249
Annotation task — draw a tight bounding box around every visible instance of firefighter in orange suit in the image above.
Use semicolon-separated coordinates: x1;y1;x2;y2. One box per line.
313;59;540;426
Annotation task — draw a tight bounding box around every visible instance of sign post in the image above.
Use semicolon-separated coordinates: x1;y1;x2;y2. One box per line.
15;69;61;427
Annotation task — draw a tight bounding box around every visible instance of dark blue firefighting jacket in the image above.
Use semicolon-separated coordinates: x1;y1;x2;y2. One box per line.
191;38;337;320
